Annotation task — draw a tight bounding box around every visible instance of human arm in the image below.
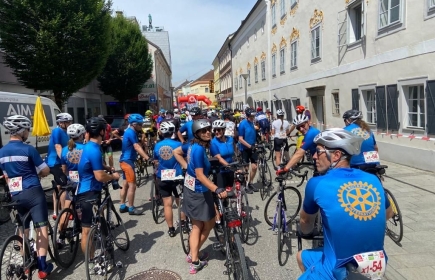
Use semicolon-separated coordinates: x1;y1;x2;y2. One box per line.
299;179;319;234
90;150;119;182
173;146;187;169
283;148;305;170
133;143;149;160
210;142;230;167
112;129;123;140
238;135;253;149
30;147;50;177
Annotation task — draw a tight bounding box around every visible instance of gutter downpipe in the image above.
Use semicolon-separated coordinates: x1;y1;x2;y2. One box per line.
265;0;272;110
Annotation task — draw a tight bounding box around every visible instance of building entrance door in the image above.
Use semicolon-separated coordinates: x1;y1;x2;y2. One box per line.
308;87;325;130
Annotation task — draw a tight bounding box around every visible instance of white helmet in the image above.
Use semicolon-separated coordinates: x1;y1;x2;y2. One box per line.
212;120;226;129
174;108;179;113
207;111;212;117
160;121;175;135
67;123;86;139
56;113;73;123
3;115;31;134
314;128;363;156
293;114;309;126
276;109;285;116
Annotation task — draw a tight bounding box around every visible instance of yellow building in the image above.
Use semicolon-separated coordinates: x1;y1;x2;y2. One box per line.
188;70;216;108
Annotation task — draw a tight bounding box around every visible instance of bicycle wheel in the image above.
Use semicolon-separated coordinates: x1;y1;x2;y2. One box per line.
107;205;130;251
264;187;302;227
178;199;190;255
85;225;114;279
134;161;142;186
240;192;251;244
277;201;285;266
263;162;273;197
384;188;403;243
53;208;79;268
230;232;249;280
258;160;266;200
151;181;164;224
0;235;32;280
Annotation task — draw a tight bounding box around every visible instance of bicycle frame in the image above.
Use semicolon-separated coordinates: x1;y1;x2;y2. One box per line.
272;180;288;233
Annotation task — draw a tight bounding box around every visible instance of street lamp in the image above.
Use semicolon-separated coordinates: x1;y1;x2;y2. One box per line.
241;73;248;106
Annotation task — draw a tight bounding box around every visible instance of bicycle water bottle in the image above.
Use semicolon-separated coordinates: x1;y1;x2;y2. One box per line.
76;203;82;220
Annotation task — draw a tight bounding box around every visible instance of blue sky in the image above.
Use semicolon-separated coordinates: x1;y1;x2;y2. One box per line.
111;0;257;87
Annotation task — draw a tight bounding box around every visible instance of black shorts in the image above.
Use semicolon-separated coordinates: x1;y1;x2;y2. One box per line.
77;191;101;227
216;171;234;189
50;164;67;186
101;144;113;155
274;138;289;152
157;178;180;198
12;187;48;229
242;148;258;164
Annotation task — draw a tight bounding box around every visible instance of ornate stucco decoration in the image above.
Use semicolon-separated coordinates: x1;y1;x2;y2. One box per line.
280;37;287;48
239;67;243;74
271;0;276;5
290;3;299;16
271;43;277;54
290;27;300;42
247;62;251;69
260;52;266;61
271;25;277;35
309;9;324;29
254;57;258;64
280;14;287;26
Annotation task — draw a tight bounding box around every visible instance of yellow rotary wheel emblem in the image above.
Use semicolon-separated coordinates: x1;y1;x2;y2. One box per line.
159;145;174;160
351;127;370;140
338;181;381;221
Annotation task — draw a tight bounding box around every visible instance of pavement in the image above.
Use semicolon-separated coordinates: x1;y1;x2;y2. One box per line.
0;152;434;279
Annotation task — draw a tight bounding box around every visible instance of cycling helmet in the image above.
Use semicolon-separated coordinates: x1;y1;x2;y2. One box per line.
245;108;255;117
276;109;285;116
166;110;174;116
293;114;309;126
314;128;363;156
124;114;130;120
296;105;305;113
256;107;262;112
56;113;73;123
128;114;144;124
160;121;176;135
212;120;226;129
207;111;212;117
86;117;106;136
192;119;211;139
67;123;86;139
189;107;202;116
3;115;31;134
342;109;363;121
145;110;153;116
180;114;186;120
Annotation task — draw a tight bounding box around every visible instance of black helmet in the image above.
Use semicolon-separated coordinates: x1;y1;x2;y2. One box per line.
189;107;202;116
245;108;255;117
86;117;106;136
342;109;363;120
192;119;211;139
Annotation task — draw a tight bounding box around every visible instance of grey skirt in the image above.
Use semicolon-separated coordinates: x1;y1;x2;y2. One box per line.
182;186;215;222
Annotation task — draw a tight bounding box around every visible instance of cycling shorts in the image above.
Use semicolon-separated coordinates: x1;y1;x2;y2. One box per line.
11;187;48;229
120;162;136;183
274;138;289;152
300;247;348;280
101;144;113;155
242;148;258;164
77;191;101;227
157;178;180;198
50;164;67;186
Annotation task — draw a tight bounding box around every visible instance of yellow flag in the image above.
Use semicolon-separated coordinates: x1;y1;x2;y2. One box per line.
32;96;51;136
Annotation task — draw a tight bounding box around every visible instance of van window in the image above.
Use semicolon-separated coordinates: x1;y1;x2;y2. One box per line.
0;102;54;126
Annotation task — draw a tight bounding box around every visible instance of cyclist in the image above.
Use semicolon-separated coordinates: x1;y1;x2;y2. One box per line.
76;117;120;256
0;115;53;278
342;110;380;170
174;108;180;119
278;115;320;175
238;108;259;194
177;107;202;145
98;115;114;170
112;114;130;141
152;122;182;237
288;105;308;148
47;112;72;220
271;109;291;169
295;128;391;280
163;110;180;140
119;113;150;215
142;113;157;149
255;107;270;142
223;113;236;138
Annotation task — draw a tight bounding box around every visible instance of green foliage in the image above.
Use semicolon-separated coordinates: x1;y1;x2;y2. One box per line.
97;15;153;104
0;0;112;108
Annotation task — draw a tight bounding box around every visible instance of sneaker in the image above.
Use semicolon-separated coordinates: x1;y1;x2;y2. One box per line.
128;207;144;215
186;252;209;263
52;214;57;220
248;183;259;192
119;205;128;213
38;263;54;279
168;227;176;237
189;260;208;274
244;187;253;195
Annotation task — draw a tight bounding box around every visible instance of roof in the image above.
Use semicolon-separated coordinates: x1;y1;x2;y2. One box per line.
229;0;263;46
192;70;214;83
174;80;191;90
215;33;234;60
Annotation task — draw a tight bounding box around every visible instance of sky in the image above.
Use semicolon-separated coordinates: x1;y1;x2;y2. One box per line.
111;0;257;87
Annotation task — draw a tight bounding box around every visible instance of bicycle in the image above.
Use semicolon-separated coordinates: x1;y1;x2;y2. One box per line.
149;162;165;224
177;179;193;255
85;180;130;279
272;138;290;171
213;190;250;279
255;144;273;201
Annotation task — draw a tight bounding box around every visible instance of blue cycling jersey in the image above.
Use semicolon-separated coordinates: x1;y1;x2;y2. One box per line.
210;136;234;172
60;142;85;173
238;119;256;150
179;120;194;142
301;126;321;156
0;140;47;196
77;141;104;194
344;123;379;166
153;138;182;178
255;112;270;129
186;143;210;193
47;127;69;167
120;127;138;166
303;168;389;278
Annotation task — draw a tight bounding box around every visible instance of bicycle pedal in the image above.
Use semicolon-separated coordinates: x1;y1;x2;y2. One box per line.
116;261;123;268
212;242;223;250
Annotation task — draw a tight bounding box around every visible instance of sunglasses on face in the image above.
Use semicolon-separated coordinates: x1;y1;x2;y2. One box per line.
199;127;212;134
296;124;306;131
213;128;224;133
316;147;328;156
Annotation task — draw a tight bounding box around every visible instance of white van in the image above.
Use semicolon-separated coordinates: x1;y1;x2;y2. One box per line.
0;92;61;153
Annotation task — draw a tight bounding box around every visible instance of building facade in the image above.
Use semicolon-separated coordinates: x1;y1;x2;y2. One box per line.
212;57;220;102
228;0;435;172
216;34;234;109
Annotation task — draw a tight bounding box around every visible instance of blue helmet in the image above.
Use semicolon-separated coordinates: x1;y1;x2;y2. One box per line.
128;114;144;124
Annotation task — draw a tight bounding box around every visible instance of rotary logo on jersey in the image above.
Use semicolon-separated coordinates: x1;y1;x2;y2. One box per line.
159;145;174;160
337;181;381;221
351;127;370;140
67;150;83;164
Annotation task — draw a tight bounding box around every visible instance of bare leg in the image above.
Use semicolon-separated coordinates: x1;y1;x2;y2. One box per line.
120;180;128;205
189;220;204;261
36;226;48;257
198;219;214;249
163;196;174;228
275;150;281;168
127;182;137;207
249;163;257;184
297;250;305;272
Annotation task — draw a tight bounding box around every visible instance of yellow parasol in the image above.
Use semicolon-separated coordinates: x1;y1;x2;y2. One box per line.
32;96;50;137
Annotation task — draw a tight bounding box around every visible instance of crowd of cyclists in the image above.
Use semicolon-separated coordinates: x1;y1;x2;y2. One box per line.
0;101;393;279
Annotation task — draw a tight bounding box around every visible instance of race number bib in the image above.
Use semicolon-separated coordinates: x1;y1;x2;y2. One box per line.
8;177;23;192
353;250;386;279
184;173;196;192
363;151;380;163
161;169;176;181
69;171;80;183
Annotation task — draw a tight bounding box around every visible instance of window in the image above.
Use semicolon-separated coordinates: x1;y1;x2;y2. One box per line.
254;65;258;83
261;61;266;81
280;0;286;18
332;92;340;116
291;41;297;69
406;85;425;128
428;0;435;15
363;90;377;124
349;3;363;43
248;69;251;86
205;87;209;93
239;75;243;89
272;54;276;77
271;4;276;27
280;48;285;74
431;0;435;8
379;0;401;29
311;26;321;61
291;0;297;8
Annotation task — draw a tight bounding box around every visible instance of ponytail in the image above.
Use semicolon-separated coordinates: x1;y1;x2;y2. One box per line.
67;138;77;151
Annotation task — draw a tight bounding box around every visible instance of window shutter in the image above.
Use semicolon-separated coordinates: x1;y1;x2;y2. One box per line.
351;88;359;110
283;99;291;120
375;86;387;130
426;80;435;134
386;84;399;131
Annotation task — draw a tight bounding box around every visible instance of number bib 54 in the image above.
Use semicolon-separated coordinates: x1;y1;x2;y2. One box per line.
353;250;386;279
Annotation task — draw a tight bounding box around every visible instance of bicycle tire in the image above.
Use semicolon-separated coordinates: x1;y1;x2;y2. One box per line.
264;187;302;227
53;208;80;269
85;225;113;280
277;201;285;266
47;222;57;263
107;205;130;251
258;160;266;200
263;161;273;199
151;181;164;224
0;235;32;280
240;191;251;244
178;199;190;255
384;188;403;243
230;232;249;280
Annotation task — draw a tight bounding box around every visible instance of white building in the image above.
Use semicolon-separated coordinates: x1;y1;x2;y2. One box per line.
229;0;435;172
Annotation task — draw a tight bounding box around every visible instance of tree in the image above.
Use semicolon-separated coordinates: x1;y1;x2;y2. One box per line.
0;0;112;108
97;15;153;110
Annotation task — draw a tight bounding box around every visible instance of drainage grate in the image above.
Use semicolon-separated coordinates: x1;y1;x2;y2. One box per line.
125;267;182;280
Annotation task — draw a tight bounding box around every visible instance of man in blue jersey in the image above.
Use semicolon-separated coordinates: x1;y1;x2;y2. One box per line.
0;115;53;278
119;114;150;215
255;107;270;142
177;106;202;145
77;117;120;257
47;112;72;220
296;128;392;280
